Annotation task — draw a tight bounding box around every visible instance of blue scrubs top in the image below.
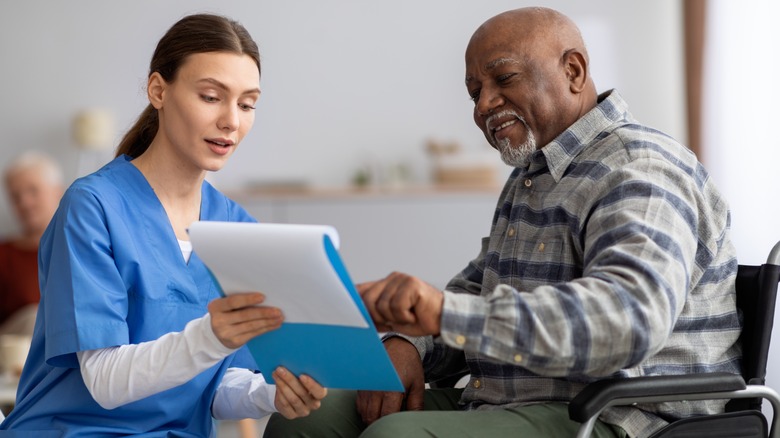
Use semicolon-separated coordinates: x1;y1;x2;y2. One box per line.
0;155;258;437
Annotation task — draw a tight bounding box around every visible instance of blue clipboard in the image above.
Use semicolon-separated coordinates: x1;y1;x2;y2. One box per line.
194;222;403;392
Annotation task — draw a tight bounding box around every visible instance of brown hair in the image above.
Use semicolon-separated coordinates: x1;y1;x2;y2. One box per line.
115;14;261;158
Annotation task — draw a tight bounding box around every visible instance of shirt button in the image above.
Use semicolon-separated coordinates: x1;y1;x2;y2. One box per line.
538;243;545;252
455;335;466;345
524;178;532;187
473;379;481;388
514;354;523;363
507;227;516;237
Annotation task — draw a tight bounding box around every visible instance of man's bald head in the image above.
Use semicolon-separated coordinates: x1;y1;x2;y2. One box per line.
471;8;583;44
469;7;590;68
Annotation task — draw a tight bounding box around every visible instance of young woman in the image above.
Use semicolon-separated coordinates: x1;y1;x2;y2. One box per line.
0;13;326;436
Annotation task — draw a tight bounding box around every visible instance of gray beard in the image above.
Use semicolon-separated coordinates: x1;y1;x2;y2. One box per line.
496;131;537;168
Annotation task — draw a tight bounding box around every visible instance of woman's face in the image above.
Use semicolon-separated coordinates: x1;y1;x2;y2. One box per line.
152;52;261;173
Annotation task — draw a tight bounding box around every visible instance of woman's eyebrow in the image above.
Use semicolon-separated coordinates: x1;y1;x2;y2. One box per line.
197;77;260;95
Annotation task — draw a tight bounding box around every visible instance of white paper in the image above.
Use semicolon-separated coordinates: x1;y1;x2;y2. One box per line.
188;221;367;328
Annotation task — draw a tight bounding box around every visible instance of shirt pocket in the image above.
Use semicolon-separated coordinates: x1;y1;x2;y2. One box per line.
129;277;202;306
164;281;201;304
497;232;577;289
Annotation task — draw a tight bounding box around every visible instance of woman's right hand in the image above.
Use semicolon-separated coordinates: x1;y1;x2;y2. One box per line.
208;293;283;349
273;367;328;419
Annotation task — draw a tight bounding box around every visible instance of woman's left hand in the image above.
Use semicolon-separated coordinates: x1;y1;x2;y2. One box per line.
272;367;328;419
208;292;283;349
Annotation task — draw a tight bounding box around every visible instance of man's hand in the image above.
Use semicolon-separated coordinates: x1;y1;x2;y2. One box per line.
356;337;425;425
208;292;283;349
357;272;444;337
273;367;328;419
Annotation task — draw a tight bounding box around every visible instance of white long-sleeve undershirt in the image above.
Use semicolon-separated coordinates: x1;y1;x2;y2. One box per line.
77;313;277;419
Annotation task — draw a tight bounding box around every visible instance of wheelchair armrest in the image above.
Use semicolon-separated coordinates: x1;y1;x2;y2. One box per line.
568;372;746;423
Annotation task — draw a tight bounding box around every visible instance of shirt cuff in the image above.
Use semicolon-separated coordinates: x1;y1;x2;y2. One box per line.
198;313;239;359
381;332;432;362
438;290;488;352
212;368;277;420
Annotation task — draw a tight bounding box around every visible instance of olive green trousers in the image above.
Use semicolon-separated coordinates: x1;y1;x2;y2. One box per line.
263;388;627;438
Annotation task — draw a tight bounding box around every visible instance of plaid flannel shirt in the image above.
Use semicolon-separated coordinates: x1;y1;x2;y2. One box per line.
409;90;741;437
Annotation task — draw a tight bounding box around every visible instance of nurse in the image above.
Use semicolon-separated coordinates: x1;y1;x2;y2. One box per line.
0;13;326;436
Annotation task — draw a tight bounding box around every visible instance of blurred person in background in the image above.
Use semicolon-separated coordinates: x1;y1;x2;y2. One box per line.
0;151;64;337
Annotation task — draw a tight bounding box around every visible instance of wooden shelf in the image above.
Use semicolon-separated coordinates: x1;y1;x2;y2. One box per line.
228;184;502;201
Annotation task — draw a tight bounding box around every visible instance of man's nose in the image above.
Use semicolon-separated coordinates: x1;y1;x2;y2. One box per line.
476;88;504;117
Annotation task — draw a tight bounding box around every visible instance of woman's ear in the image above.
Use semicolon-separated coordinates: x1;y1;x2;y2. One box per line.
564;49;588;94
147;72;167;110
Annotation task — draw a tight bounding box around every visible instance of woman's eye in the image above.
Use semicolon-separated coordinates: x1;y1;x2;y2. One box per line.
239;103;256;111
201;95;218;103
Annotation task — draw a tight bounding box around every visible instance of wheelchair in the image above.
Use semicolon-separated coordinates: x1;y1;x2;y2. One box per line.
570;240;780;437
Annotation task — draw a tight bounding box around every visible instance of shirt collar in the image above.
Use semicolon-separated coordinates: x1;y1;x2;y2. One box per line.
537;89;631;181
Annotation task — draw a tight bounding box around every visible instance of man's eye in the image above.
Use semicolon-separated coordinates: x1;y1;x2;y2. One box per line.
497;73;515;83
469;90;481;102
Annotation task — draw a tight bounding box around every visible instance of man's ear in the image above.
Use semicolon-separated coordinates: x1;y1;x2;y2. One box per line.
563;49;588;94
147;72;167;110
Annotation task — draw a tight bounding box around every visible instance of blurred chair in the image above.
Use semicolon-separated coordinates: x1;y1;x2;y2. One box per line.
570;240;780;438
237;418;258;437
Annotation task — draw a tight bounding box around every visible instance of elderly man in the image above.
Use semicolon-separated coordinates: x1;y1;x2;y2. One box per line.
265;7;739;437
0;151;64;336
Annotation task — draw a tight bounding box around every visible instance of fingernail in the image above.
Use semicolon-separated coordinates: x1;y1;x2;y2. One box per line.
276;367;286;376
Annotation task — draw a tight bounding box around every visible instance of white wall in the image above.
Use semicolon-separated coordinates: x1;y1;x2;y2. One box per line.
14;0;780;425
0;0;685;234
702;0;780;422
4;0;779;424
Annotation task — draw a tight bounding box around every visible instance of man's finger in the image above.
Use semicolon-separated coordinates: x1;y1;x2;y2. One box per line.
357;391;384;425
360;283;388;327
405;381;425;411
356;280;378;296
379;391;404;417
